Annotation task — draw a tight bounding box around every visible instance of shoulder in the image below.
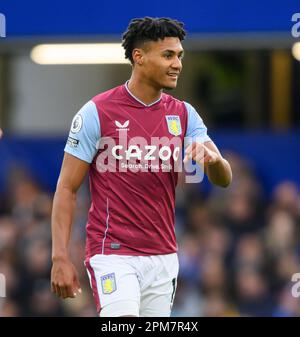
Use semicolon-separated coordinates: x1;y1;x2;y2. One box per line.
161;92;187;111
182;101;203;120
71;100;100;135
91;85;124;106
161;94;201;121
73;100;99;125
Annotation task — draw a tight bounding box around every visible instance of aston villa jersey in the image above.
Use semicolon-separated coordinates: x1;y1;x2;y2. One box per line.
65;82;211;257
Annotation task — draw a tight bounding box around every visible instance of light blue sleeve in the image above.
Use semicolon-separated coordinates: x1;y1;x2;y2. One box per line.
64;100;100;163
184;102;211;144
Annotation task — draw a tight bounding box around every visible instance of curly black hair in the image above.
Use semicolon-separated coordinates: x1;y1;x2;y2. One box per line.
122;17;186;64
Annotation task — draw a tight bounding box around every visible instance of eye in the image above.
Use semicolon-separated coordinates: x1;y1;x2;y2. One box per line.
164;54;173;59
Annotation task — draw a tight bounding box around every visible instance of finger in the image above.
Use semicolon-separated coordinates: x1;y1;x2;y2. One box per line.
66;285;76;298
184;143;192;154
184;142;196;157
56;284;63;298
73;275;82;295
205;151;218;164
185;142;197;154
195;143;205;154
51;283;57;296
203;154;212;164
195;152;205;163
191;144;204;161
65;286;77;298
51;281;55;293
183;154;189;163
184;149;196;163
184;143;204;163
183;147;191;162
60;285;69;299
53;283;60;297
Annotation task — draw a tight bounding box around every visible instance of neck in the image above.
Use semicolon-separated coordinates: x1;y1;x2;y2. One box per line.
127;73;162;106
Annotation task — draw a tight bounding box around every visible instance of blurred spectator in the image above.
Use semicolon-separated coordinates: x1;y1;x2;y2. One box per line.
233;265;274;316
272;181;299;216
0;152;300;317
200;252;227;295
202;292;238;317
264;210;297;255
273;286;300;317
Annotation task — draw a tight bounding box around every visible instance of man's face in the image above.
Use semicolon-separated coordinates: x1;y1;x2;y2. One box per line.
136;37;184;90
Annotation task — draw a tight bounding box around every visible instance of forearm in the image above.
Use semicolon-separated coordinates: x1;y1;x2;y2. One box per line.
205;157;232;188
51;185;76;261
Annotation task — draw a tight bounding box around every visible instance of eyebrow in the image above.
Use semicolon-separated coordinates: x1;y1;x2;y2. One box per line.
163;49;185;56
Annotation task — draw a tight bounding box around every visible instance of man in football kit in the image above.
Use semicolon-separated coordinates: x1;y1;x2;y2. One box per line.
51;17;232;317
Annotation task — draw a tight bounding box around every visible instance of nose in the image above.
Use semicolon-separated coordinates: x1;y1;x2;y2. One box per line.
171;56;182;71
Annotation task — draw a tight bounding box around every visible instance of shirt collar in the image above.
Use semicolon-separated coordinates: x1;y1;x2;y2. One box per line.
124;81;162;107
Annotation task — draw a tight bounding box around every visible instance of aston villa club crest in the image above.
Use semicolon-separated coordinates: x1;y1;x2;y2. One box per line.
100;273;117;294
166;115;182;136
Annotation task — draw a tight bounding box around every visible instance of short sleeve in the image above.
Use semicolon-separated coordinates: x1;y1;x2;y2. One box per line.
64;100;100;163
184;102;211;144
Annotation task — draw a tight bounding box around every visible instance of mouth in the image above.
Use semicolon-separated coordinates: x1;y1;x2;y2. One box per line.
167;72;179;79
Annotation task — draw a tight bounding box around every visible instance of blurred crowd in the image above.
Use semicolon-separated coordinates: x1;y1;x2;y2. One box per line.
0;151;300;317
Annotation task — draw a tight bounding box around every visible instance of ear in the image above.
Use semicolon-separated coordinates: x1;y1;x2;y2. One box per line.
132;48;144;66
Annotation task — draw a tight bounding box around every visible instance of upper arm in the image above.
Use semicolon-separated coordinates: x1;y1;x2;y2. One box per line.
184;102;211;144
57;152;90;193
59;100;100;192
64;100;101;164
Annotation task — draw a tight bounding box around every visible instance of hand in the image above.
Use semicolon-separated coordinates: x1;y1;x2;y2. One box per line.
51;257;82;299
183;142;221;166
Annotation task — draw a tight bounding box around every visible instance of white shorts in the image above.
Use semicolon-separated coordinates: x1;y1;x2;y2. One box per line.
85;253;179;317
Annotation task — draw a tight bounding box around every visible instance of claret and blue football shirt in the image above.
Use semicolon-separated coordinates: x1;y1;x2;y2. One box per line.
65;82;211;257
